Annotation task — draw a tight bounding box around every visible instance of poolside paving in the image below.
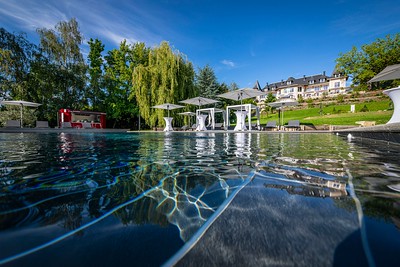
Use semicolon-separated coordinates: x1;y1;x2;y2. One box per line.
0;127;129;133
334;122;400;143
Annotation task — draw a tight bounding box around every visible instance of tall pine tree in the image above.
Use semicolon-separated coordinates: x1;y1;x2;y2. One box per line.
195;65;220;98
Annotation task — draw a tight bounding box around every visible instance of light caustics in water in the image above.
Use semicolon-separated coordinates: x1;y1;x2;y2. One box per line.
0;153;246;265
0;164;246;265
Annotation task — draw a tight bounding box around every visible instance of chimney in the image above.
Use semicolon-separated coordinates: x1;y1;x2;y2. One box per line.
323;71;326;76
303;75;306;81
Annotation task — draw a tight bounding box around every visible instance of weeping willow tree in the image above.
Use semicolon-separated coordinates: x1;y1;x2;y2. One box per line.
131;41;195;127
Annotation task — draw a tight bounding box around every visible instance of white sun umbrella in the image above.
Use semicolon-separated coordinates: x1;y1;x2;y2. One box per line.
0;100;42;128
152;103;184;117
218;88;266;129
179;96;219;107
217;88;266;105
180;97;219;128
369;64;400;124
368;64;400;83
268;98;298;127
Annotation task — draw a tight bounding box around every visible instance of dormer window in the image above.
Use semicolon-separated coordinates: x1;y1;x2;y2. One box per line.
287;80;292;85
309;80;315;84
319;78;325;82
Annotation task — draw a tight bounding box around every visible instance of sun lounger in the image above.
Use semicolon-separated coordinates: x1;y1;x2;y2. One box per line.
251;123;258;130
285;120;300;131
82;122;92;128
181;125;189;131
36;121;49;128
190;124;197;131
264;121;277;131
5;120;20;128
61;122;72;128
355;121;376;127
214;123;223;130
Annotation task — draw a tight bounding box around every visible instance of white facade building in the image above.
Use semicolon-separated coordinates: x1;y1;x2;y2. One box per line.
255;71;348;102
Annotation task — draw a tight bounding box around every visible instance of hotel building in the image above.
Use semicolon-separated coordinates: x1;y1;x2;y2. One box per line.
256;70;348;103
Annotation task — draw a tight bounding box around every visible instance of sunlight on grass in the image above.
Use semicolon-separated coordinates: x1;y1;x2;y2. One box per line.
256;100;393;126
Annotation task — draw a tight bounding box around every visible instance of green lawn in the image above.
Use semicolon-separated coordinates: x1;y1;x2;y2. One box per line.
256;100;393;126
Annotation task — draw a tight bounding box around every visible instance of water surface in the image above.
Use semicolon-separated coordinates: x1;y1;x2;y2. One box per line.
0;132;399;266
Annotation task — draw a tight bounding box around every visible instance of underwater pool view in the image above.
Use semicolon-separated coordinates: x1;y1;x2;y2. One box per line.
0;132;399;266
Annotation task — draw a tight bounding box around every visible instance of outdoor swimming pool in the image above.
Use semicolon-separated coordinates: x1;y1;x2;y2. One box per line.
0;132;399;266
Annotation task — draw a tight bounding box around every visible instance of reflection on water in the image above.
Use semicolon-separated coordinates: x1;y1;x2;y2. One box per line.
0;132;400;266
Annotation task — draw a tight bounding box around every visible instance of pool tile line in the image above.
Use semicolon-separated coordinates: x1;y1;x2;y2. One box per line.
346;168;376;267
162;171;255;267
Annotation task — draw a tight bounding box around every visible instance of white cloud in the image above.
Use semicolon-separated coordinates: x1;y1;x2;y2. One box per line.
221;59;236;68
0;0;171;49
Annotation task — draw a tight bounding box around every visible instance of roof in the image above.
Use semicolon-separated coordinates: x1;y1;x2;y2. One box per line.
263;72;344;92
253;80;262;91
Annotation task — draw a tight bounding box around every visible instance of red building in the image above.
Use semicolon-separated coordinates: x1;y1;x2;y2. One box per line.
58;109;106;129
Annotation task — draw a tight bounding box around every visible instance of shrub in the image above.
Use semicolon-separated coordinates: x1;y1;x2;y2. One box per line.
360;105;369;112
336;94;345;103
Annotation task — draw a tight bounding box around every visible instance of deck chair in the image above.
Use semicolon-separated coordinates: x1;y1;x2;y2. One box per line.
5;120;21;128
190;124;197;131
285;120;300;131
214;123;223;130
251;123;260;131
181;125;189;131
82;122;92;128
264;121;277;131
61;122;72;128
36;121;49;128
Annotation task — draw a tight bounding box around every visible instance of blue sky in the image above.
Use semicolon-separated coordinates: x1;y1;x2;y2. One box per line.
1;0;399;88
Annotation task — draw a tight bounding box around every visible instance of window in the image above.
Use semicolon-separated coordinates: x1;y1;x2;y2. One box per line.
298;87;302;92
334;82;340;88
323;85;328;90
309;80;314;84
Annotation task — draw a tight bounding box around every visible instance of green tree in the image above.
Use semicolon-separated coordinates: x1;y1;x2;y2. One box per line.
103;41;151;128
266;93;276;103
195;65;220;98
36;18;87;110
104;41;134;128
28;53;60;122
335;33;400;90
87;38;105;111
0;28;36;100
132;41;195;128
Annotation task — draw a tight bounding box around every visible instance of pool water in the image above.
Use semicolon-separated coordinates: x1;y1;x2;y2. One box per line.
0;132;399;266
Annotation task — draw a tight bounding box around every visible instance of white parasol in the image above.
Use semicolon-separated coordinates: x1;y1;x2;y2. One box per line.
368;64;400;83
368;64;400;124
217;88;266;105
152;103;184;117
0;100;42;128
218;88;265;130
179;96;219;107
268;98;298;127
